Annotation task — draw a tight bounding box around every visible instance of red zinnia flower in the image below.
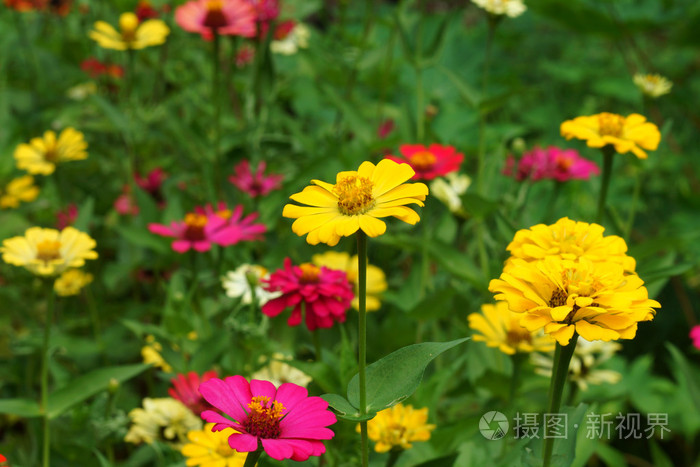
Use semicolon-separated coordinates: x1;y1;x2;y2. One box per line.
229;160;283;198
175;0;257;40
386;143;463;180
81;57;124;79
114;184;139;216
169;370;218;415
200;376;336;461
503;146;600;182
236;44;255;67
262;258;354;331
56;204;78;230
135;167;167;206
135;0;160;21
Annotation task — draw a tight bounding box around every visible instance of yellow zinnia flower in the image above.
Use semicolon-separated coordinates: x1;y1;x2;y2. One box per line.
633;73;672;99
89;12;169;51
1;227;98;276
182;423;248;467
125;398;202;447
489;257;659;345
505;217;636;273
283;159;429;246
251;353;313;388
468;301;555;355
312;251;387;311
0;175;40;209
54;269;93;296
560;112;660;159
14;128;88;175
360;403;435;453
141;335;173;373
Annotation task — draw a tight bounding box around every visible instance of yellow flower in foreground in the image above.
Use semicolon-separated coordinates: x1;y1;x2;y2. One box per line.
505;217;636;273
560;112;660;159
489;257;659;345
312;251;387;311
468;301;555;355
14;128;88;175
360;403;435;453
125;398;201;447
1;227;97;276
283;159;428;246
182;423;248;467
89;12;169;51
141;335;172;373
0;175;40;209
54;269;93;296
633;73;672;98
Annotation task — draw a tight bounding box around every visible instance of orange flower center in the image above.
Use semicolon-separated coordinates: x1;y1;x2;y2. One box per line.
184;213;208;241
299;263;320;283
506;322;532;348
203;0;228;29
36;240;61;262
243;396;285;439
216;209;232;220
597;113;625;138
334;175;374;216
119;12;139;42
555;154;573;170
215;441;236;457
408;151;437;171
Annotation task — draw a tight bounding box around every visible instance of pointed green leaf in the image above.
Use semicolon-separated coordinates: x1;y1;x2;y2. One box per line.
321;393;375;422
347;338;469;413
0;398;41;417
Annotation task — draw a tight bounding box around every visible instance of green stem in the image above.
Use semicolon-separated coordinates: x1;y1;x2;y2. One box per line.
357;231;369;467
477;18;497;194
596;147;615;224
416;66;425;142
542;334;578;467
545;181;563;223
243;447;263;467
625;167;641;238
508;353;525;405
125;48;135;100
212;32;222;199
312;330;322;361
476;220;490;281
85;286;105;361
386;448;403;467
41;286;56;467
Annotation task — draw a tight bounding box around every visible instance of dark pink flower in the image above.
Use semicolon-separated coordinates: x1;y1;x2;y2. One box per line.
195;202;267;245
262;258;353;331
236;44;255;68
114;185;139;216
246;0;279;24
175;0;257;40
377;119;395;139
386;143;464;181
504;146;600;182
200;376;336;461
135;0;160;21
135;167;167;206
56;204;78;230
691;325;700;351
229;160;283;197
169;370;218;415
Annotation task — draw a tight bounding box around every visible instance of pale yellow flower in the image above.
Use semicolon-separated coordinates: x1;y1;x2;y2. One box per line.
14;128;88;175
125;398;201;447
472;0;526;17
271;23;310;55
89;12;169;51
54;269;93;296
633;73;672;98
312;251;387;311
251;353;312;388
429;172;471;214
0;175;40;209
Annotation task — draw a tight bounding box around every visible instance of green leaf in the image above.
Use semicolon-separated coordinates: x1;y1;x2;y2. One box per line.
114;224;169;254
414;453;459;467
321;393;375;422
427;242;485;289
48;364;150;419
666;343;700;414
460;193;499;219
347;338;469;413
72;197;94;232
437;65;479;108
0;398;41;417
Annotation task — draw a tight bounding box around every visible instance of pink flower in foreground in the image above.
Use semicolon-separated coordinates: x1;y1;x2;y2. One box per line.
195;202;267;243
386;143;464;181
262;258;353;331
504;146;600;182
175;0;257;40
200;376;336;461
229;160;283;197
56;204;79;230
169;370;218;415
691;325;700;351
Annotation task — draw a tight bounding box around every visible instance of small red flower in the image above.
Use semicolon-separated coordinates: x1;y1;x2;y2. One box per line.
386;143;463;181
691;325;700;351
135;167;167;206
56;204;78;230
114;185;139;216
81;57;123;79
135;0;160;21
229;160;283;197
169;370;218;415
262;258;354;331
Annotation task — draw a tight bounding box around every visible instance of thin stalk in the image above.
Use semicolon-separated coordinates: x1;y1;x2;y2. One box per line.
596;147;615;223
85;286;105;362
476;220;490;281
41;287;56;467
508;353;525;405
542;334;578;467
212;32;222;198
357;231;369;467
625;167;641;238
386;448;403;467
477;18;497;194
312;330;322;361
125;48;135;100
243;447;263;467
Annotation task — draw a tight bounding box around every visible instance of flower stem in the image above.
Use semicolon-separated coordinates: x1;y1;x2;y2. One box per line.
542;333;578;467
386;448;403;467
596;147;615;224
357;231;369;467
243;447;263;467
508;352;525;405
477;17;497;194
212;32;222;199
41;286;56;467
312;330;322;361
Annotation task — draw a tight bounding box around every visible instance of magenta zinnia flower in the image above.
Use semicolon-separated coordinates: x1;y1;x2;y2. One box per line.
175;0;257;40
56;204;79;230
169;370;218;416
229;160;283;197
691;325;700;351
386;143;464;180
504;146;600;182
200;376;336;461
262;258;353;331
195;202;267;245
135;167;167;206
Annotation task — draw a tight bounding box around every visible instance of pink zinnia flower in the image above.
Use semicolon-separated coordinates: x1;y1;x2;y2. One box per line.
114;185;139;216
691;325;700;351
229;160;283;198
169;370;218;415
504;146;600;182
135;167;167;206
246;0;279;24
262;258;353;331
56;204;78;230
386;143;464;180
377;119;395;139
175;0;257;40
199;376;336;461
236;44;255;68
195;202;267;244
135;0;160;21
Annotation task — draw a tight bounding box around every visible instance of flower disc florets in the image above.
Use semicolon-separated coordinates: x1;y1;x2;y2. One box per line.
244;396;285;439
597;112;625;137
334;175;375;215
